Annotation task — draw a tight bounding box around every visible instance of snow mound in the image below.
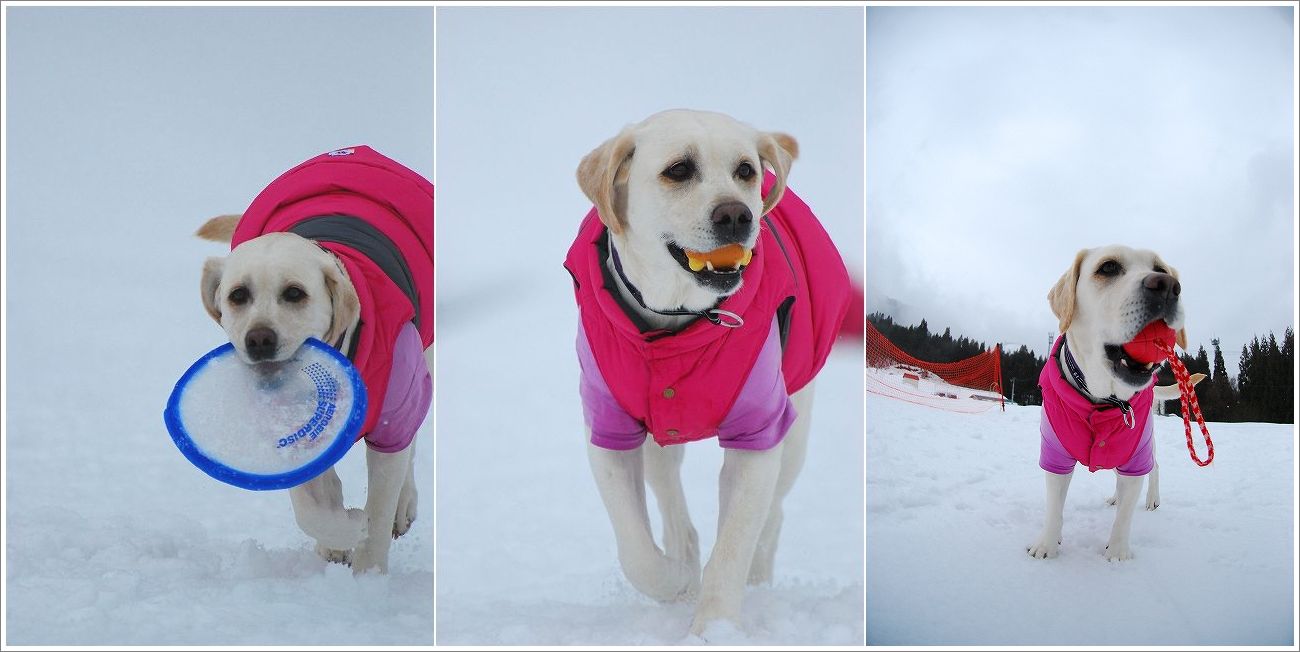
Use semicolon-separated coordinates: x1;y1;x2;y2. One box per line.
866;366;1002;413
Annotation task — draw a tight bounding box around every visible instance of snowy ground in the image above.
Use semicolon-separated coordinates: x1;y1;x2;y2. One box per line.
4;8;434;645
866;392;1295;646
3;213;435;646
435;309;864;645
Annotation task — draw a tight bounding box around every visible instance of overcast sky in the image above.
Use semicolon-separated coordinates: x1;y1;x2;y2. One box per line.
5;6;433;369
867;6;1294;371
435;6;864;326
5;6;432;442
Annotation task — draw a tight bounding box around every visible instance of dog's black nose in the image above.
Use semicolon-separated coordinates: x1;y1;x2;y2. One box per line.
710;201;753;241
245;327;278;361
1143;272;1181;298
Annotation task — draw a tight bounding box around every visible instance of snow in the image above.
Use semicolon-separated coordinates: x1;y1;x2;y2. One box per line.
866;367;1003;414
4;7;434;645
435;336;864;646
866;392;1295;645
5;327;434;647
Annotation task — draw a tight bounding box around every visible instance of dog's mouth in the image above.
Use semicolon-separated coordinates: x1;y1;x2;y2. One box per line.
666;243;752;290
1103;344;1160;385
247;359;294;390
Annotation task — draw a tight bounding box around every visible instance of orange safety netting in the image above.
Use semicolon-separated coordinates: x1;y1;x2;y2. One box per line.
866;321;1005;411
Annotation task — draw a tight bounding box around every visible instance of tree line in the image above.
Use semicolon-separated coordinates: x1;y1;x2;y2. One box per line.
868;312;1294;423
1160;330;1295;423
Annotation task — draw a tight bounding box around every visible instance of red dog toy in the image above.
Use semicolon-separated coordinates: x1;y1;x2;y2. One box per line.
1132;323;1214;467
1122;320;1177;365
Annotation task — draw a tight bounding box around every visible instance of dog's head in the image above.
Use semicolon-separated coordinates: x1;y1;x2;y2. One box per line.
197;216;359;366
576;109;797;301
1048;245;1187;391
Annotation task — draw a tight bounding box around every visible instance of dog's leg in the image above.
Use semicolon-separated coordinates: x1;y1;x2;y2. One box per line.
643;440;702;597
1108;441;1159;510
1105;474;1143;561
1027;471;1072;559
749;384;814;585
351;444;414;574
690;441;784;635
1145;438;1160;510
391;346;431;537
393;440;418;538
289;466;367;559
588;437;698;601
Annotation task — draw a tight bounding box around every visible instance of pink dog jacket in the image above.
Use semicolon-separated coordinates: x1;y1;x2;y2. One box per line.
564;175;851;449
1038;336;1155;475
578;320;798;451
232;146;433;451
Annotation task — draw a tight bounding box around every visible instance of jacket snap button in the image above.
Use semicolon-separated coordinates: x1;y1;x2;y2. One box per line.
666;429;679;437
1098;440;1106;447
663;387;675;399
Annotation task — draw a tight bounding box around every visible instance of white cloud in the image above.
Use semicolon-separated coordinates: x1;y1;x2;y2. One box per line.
867;6;1295;369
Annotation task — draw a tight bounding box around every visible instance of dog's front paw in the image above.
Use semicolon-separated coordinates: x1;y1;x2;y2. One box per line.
618;551;699;602
393;486;418;539
689;598;739;637
350;542;390;575
1145;492;1160;511
315;543;352;565
1104;541;1134;561
1026;533;1061;559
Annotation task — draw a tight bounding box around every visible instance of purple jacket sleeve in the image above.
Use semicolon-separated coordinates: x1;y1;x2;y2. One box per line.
716;321;797;451
577;326;648;450
364;322;431;453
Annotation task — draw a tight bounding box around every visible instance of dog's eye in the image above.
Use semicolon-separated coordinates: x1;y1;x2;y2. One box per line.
282;286;306;303
1097;260;1122;276
736;162;755;180
228;287;250;306
1153;265;1168;274
661;160;695;182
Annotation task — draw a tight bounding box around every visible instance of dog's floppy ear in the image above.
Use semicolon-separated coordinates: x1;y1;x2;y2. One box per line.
1047;248;1088;333
758;132;798;216
196;214;241;243
200;257;225;322
576;129;636;235
322;261;360;347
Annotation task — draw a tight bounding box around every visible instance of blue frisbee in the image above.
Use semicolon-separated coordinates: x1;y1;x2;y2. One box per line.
164;338;367;491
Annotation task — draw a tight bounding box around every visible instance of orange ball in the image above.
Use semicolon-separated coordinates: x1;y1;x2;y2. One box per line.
686;244;749;267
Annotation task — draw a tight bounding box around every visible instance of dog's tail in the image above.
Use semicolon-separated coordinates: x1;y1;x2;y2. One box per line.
1153;372;1207;401
196;214;241;243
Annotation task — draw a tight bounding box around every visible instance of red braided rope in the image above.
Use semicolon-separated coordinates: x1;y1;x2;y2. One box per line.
1155;338;1214;467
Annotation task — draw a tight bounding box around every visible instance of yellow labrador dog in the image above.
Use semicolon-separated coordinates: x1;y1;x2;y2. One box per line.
193;148;432;574
197;216;428;574
570;109;848;634
1030;245;1187;561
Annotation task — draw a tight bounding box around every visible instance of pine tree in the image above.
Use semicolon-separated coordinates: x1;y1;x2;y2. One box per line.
1205;338;1235;421
1283;328;1295;423
1266;333;1282;421
1194;346;1211;375
1238;342;1255;422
